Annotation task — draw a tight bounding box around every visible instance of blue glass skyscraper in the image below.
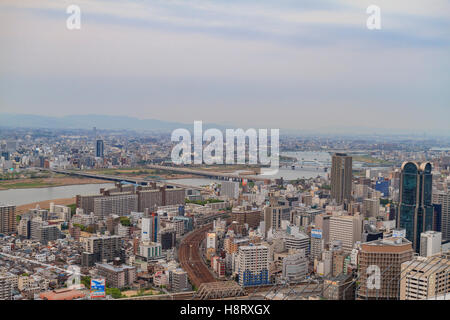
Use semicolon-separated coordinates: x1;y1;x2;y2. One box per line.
398;161;433;252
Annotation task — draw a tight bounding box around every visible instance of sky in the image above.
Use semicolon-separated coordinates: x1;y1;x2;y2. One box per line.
0;0;449;134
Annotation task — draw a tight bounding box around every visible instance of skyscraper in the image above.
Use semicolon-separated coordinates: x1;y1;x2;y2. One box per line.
330;153;353;205
433;191;450;241
398;161;433;252
96;139;104;158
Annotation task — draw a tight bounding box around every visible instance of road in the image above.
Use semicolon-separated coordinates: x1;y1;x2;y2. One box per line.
147;164;270;182
41;168;206;191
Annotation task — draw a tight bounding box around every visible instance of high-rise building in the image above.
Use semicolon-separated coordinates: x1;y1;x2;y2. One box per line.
81;235;123;267
329;215;362;253
420;231;442;257
363;198;380;218
237;245;269;287
96;139;104;158
315;214;331;245
30;217;62;244
433;191;450;241
160;229;176;250
221;181;240;199
400;254;450;300
358;237;414;300
311;229;324;260
230;210;261;229
263;203;290;235
0;205;16;234
93;194;138;220
330;153;353;205
398;162;433;252
137;187;185;212
141;212;160;243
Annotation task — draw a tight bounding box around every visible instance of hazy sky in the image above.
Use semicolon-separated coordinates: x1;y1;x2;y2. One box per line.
0;0;449;134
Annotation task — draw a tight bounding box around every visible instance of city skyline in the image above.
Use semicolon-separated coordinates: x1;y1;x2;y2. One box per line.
1;0;449;134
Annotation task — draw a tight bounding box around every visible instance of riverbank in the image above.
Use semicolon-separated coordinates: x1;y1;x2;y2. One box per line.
16;197;76;215
0;177;106;190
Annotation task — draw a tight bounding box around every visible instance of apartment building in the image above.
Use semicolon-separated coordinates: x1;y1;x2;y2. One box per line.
93;193;138;219
0;205;16;234
81;235;123;267
0;272;16;300
237;245;269;287
170;269;189;292
230;210;261;229
96;262;137;289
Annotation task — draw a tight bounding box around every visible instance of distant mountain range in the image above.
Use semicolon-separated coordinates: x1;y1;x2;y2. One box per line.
0;114;224;132
0;113;449;138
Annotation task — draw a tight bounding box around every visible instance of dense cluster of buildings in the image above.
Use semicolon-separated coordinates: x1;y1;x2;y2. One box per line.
1;134;450;300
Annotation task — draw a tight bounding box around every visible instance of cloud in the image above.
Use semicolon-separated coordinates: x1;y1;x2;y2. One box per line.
0;0;449;134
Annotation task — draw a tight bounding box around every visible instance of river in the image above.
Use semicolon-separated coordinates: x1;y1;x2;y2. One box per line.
0;183;115;206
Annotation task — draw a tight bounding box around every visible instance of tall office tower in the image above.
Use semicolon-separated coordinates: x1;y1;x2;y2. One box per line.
358;237;414;300
221;180;240;199
420;231;442;257
237;245;269;287
330;153;353;205
433;191;450;241
329;215;362;253
96;139;104;158
400;254;450;300
398;162;433;252
0;205;16;234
